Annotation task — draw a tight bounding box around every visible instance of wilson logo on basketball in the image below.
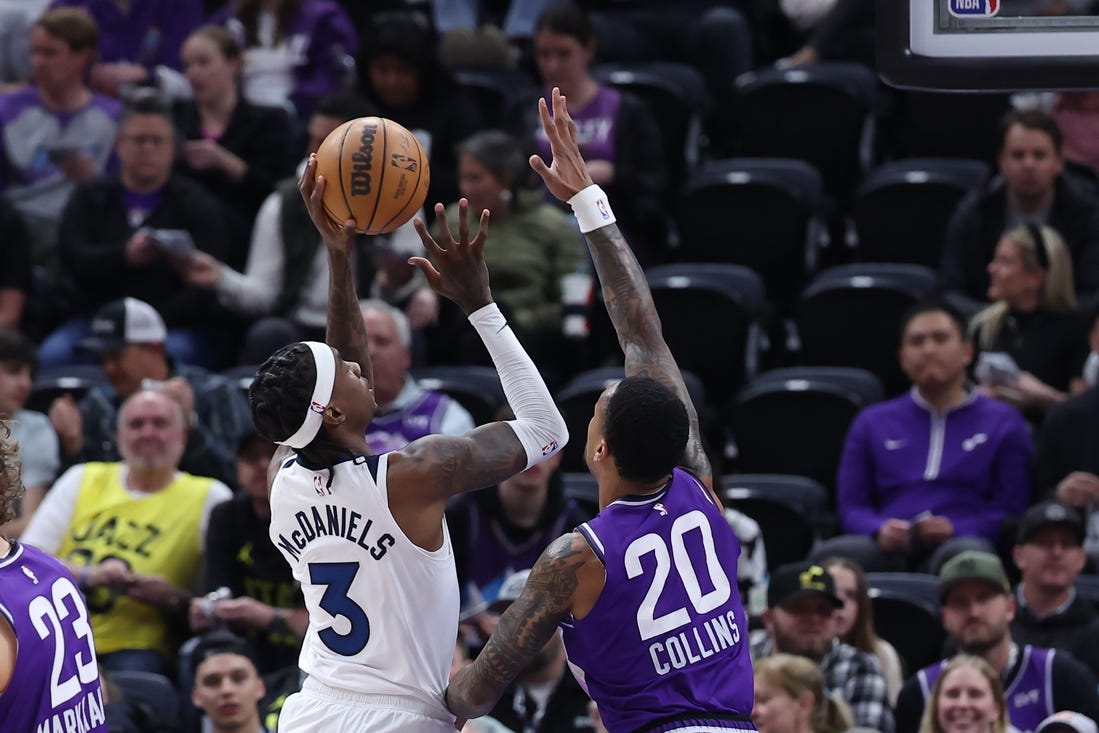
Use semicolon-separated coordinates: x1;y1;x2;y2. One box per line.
948;0;998;16
390;153;418;172
350;122;377;196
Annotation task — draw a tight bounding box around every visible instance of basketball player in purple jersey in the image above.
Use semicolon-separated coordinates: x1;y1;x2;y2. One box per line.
445;88;756;733
0;423;108;732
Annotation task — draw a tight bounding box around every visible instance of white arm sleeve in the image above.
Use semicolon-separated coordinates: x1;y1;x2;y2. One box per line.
468;303;568;469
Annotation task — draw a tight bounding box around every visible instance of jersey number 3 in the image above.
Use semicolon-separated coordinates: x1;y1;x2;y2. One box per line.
625;510;732;641
309;562;370;656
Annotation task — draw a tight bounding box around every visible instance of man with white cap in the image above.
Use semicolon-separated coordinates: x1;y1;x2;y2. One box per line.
246;154;568;733
47;296;252;486
1037;711;1099;733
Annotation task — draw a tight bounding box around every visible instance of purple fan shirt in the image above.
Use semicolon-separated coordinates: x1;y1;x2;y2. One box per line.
563;468;757;733
0;542;107;733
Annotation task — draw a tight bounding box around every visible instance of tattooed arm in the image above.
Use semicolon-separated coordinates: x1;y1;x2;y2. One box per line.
531;88;712;487
298;154;372;382
445;532;605;717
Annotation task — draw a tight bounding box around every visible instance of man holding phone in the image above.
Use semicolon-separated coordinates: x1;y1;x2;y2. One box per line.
813;301;1034;573
40;88;231;369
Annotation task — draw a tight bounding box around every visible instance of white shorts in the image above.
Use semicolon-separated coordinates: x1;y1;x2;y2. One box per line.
277;677;457;733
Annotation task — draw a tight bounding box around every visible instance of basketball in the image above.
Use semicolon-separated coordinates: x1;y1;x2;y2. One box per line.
314;116;431;235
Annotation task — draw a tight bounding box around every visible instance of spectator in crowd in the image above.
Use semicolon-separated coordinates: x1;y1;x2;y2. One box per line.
47;297;253;487
191;632;269;733
447;403;587;623
752;653;855;733
22;389;233;675
0;199;32;329
190;432;306;675
751;561;895;733
0;329;60;537
357;10;483;207
1050;91;1099;174
822;556;905;703
915;655;1010;733
181;90;375;365
1034;307;1099;563
510;2;666;265
478;570;596;733
941;109;1099;307
970;224;1087;416
174;25;293;268
780;0;876;68
895;551;1099;733
43;88;232;369
1010;501;1099;677
48;0;205;98
0;7;121;265
815;302;1032;572
443;129;584;359
360;299;474;453
210;0;358;121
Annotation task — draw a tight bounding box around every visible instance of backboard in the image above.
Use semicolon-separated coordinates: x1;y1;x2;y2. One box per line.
878;0;1099;92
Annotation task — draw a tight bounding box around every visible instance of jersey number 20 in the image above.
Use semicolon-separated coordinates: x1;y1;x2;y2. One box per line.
309;562;370;656
625;510;732;641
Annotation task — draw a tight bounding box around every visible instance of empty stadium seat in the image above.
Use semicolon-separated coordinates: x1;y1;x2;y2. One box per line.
110;670;181;732
26;365;108;413
731;367;883;496
722;473;829;571
733;62;878;206
852;158;990;267
865;572;945;673
795;264;940;395
675;158;826;312
453;68;538;129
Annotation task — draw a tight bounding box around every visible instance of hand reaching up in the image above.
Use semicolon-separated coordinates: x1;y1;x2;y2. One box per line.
409;200;493;315
529;87;595;202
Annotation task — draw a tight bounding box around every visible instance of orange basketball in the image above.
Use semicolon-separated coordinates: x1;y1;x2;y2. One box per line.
314;116;431;235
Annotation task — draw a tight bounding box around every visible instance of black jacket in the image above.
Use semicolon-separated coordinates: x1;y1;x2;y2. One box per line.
941;171;1099;301
58;175;230;326
1035;386;1099;497
1011;587;1099;678
489;666;595;733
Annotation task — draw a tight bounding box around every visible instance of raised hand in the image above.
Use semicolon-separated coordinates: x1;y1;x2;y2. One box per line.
529;87;594;202
298;154;357;257
409;199;492;315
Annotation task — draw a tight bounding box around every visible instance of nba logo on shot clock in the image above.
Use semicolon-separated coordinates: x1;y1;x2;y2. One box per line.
948;0;999;17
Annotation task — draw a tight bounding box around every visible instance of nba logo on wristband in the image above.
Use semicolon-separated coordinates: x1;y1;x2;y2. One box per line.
541;440;558;456
948;0;998;17
597;199;610;220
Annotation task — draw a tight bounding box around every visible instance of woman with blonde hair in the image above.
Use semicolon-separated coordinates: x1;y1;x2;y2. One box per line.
753;653;854;733
918;655;1011;733
822;557;904;704
970;223;1088;414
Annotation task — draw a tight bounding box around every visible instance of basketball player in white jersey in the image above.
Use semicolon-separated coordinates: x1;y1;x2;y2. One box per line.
246;158;569;732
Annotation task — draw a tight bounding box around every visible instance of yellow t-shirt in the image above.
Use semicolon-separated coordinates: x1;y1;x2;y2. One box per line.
57;463;214;656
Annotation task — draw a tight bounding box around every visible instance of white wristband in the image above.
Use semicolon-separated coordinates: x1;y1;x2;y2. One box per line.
568;185;616;233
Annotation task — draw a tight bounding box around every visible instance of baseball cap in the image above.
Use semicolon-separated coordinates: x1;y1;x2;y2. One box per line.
1017;501;1086;545
488;569;531;614
1036;712;1099;733
766;561;843;610
938;550;1011;603
79;298;167;353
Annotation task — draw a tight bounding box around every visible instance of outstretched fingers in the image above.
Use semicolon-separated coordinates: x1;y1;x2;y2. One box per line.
457;198;471;247
413;215;446;256
469;207;491;258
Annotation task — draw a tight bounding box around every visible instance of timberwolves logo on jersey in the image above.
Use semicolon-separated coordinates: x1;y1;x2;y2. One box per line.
948;0;998;17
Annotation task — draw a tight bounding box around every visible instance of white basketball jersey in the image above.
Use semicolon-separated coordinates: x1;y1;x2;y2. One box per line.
268;452;458;724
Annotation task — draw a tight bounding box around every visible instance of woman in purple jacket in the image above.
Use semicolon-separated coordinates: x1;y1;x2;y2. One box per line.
210;0;357;121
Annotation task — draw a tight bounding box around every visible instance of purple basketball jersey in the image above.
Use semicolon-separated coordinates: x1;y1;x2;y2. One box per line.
0;542;107;733
918;645;1055;733
563;469;756;733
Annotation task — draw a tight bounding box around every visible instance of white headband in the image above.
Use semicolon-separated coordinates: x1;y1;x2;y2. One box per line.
277;341;336;449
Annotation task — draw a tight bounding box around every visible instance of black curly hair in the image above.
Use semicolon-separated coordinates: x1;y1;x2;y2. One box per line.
249;343;317;446
0;421;24;529
603;377;688;483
